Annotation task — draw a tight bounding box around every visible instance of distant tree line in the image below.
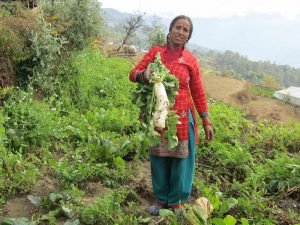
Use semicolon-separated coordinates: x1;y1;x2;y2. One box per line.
193;49;300;89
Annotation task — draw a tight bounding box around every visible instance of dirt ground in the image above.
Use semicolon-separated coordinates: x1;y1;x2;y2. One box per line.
0;160;156;224
0;174;60;220
202;74;300;123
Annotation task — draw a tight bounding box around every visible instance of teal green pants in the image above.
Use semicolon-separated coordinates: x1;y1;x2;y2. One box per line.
150;109;195;207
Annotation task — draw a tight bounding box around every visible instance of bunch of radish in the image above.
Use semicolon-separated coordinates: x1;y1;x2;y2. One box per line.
132;53;180;151
148;53;171;130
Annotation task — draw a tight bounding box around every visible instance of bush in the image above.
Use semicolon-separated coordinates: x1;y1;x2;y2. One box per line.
28;14;66;95
41;0;105;50
0;1;26;15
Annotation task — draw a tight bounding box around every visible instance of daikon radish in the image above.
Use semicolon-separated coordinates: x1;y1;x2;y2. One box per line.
148;53;171;129
152;82;169;129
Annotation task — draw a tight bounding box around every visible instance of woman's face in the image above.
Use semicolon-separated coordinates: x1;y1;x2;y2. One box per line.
169;19;191;48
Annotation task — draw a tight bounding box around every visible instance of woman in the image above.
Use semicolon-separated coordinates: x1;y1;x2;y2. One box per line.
129;15;214;215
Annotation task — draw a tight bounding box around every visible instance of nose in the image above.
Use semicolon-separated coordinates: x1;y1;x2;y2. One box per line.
178;28;184;35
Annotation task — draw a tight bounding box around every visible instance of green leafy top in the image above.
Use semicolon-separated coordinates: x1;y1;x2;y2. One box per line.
132;52;180;153
148;52;169;83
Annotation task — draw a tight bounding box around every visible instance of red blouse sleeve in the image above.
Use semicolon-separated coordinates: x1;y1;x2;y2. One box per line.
189;56;209;114
129;47;158;82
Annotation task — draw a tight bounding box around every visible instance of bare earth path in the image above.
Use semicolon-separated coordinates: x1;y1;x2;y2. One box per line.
203;74;300;123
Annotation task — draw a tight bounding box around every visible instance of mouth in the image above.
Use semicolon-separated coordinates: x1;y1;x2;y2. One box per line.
175;36;184;41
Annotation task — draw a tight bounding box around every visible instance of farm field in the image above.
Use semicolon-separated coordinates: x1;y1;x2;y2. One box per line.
0;1;299;224
0;48;299;225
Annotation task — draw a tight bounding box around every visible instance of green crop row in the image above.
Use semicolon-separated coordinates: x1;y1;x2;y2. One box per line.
0;47;299;224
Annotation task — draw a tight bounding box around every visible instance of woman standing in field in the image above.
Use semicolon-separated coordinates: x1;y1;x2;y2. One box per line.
129;15;214;215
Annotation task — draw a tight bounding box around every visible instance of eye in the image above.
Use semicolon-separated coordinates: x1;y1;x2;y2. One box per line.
183;27;190;33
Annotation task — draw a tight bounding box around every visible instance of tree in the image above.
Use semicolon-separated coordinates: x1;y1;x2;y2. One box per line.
145;16;167;47
117;12;144;52
261;74;280;90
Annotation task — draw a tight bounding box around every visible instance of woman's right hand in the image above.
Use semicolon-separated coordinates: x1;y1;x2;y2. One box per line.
142;69;154;82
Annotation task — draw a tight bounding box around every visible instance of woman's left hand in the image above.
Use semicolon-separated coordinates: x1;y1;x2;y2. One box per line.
203;125;214;141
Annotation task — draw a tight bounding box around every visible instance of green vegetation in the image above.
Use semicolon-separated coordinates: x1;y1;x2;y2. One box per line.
0;1;299;225
193;49;300;88
250;86;275;98
132;53;180;152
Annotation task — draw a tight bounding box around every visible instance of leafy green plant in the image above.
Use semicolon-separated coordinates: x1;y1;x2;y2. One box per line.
80;190;147;225
246;121;300;154
207;101;253;143
0;217;36;225
201;187;238;218
159;209;183;225
212;215;250;225
49;158;109;187
33;188;84;225
0;1;27;15
0;148;40;198
250;154;300;195
41;0;105;50
132;53;180;153
56;48;138;112
0;22;24;60
0;110;40;199
29;14;66;96
3;88;66;152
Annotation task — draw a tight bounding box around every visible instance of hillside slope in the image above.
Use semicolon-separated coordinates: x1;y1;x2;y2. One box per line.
203;74;300;123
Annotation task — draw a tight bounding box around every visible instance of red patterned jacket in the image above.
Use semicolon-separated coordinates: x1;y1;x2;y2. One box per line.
129;44;209;145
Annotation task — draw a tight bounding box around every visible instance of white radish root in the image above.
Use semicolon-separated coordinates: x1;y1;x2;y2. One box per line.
153;82;169;129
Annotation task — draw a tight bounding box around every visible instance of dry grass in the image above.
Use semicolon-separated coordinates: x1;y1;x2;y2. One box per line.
0;5;38;87
203;73;300;123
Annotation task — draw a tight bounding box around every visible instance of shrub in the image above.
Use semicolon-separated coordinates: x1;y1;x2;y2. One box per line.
41;0;105;50
28;14;66;95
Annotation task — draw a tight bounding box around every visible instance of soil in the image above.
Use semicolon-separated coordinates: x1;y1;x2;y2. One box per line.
81;181;109;205
0;175;60;220
203;74;300;123
0;196;38;220
0;161;155;223
127;160;154;208
271;197;300;224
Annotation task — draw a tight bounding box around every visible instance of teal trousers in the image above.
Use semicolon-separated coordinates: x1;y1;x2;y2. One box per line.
150;109;195;207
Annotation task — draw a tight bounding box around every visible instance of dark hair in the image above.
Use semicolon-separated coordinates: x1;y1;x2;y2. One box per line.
168;15;193;42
